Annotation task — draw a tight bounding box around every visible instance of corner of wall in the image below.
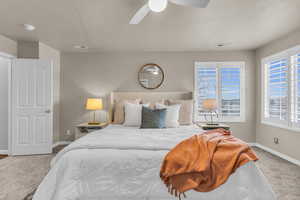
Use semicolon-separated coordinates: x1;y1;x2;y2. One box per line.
253;27;300;161
0;34;17;57
254;48;260;144
38;42;62;144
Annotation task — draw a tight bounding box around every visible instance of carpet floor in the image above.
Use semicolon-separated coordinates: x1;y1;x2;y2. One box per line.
0;147;299;200
253;147;300;200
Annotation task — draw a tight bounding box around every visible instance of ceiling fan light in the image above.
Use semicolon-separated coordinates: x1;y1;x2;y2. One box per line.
23;24;35;31
148;0;168;12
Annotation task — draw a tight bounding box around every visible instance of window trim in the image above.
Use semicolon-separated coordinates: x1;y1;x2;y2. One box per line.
194;61;246;123
261;45;300;132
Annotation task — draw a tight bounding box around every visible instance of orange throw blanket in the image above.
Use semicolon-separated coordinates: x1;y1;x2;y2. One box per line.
160;129;258;199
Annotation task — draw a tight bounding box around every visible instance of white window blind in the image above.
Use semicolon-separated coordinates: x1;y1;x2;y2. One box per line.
264;59;288;122
196;67;217;114
195;62;245;122
220;66;241;117
262;45;300;130
291;53;300;125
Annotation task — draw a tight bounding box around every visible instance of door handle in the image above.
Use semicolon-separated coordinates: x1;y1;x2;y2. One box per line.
45;110;51;114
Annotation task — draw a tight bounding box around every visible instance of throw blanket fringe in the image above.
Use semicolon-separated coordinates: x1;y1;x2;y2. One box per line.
160;129;258;199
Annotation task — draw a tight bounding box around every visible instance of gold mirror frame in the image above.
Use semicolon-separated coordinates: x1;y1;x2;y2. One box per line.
138;63;165;90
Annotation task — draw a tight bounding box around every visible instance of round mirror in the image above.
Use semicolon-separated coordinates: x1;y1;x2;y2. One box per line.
138;63;164;89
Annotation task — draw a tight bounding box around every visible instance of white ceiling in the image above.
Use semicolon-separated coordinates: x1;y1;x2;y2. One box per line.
0;0;300;52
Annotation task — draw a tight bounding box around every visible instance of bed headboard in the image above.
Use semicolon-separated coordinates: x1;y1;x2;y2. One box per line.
108;91;193;123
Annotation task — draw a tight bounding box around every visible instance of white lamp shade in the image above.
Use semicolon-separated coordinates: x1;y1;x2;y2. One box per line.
202;99;217;111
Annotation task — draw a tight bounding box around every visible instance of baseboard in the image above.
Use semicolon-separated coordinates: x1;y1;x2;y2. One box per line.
52;141;72;149
252;143;300;167
248;143;256;147
0;142;71;155
0;150;8;155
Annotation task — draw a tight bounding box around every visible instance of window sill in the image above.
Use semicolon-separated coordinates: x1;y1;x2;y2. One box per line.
261;121;300;132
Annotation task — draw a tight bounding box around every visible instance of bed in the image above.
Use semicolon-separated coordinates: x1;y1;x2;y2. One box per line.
33;92;276;200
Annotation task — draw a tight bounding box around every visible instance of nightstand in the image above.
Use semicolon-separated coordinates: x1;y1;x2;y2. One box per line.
75;122;109;140
197;123;230;131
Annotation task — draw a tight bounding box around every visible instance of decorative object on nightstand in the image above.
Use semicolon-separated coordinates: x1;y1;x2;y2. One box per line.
202;99;219;125
197;123;230;131
86;98;103;125
75;122;108;139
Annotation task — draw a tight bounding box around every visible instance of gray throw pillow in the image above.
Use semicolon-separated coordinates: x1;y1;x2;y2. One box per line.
140;107;166;129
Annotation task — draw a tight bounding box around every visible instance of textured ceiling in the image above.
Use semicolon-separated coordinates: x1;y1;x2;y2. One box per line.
0;0;300;52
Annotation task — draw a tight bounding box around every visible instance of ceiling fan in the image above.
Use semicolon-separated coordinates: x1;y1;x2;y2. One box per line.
129;0;210;24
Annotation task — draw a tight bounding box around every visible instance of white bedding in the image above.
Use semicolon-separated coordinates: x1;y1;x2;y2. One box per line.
34;125;276;200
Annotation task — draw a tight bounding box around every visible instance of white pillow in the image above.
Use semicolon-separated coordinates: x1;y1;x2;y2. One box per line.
156;103;181;128
123;103;149;127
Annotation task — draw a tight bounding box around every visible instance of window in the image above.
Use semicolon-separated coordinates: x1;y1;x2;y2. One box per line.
264;58;289;123
262;45;300;130
291;53;300;124
194;62;245;122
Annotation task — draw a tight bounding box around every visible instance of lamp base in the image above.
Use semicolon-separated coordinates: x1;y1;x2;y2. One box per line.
88;122;101;125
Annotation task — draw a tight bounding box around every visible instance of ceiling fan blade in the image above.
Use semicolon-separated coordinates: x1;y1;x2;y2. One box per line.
169;0;210;8
129;4;151;24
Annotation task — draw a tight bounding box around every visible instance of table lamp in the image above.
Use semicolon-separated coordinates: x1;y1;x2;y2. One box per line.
86;98;103;125
202;99;219;125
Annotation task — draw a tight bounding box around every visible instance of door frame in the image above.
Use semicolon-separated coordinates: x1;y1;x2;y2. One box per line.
0;52;14;155
10;59;54;155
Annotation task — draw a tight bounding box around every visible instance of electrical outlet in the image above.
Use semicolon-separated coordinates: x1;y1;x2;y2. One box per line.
66;129;71;136
274;137;279;144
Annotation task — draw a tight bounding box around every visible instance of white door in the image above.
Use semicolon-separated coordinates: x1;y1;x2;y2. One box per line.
11;59;53;155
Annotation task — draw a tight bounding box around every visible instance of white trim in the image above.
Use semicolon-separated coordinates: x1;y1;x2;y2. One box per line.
248;143;257;147
0;150;8;155
8;58;12;155
0;52;15;59
251;143;300;166
52;141;72;149
50;60;54;150
261;59;266;124
2;141;71;155
0;144;8;154
262;45;300;62
261;120;300;132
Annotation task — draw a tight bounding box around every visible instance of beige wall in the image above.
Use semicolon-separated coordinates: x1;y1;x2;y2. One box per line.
39;42;61;143
0;58;10;150
60;51;256;142
0;34;16;151
255;28;300;161
0;34;17;57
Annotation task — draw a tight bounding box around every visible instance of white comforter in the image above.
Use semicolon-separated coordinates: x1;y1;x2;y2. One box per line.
34;125;276;200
